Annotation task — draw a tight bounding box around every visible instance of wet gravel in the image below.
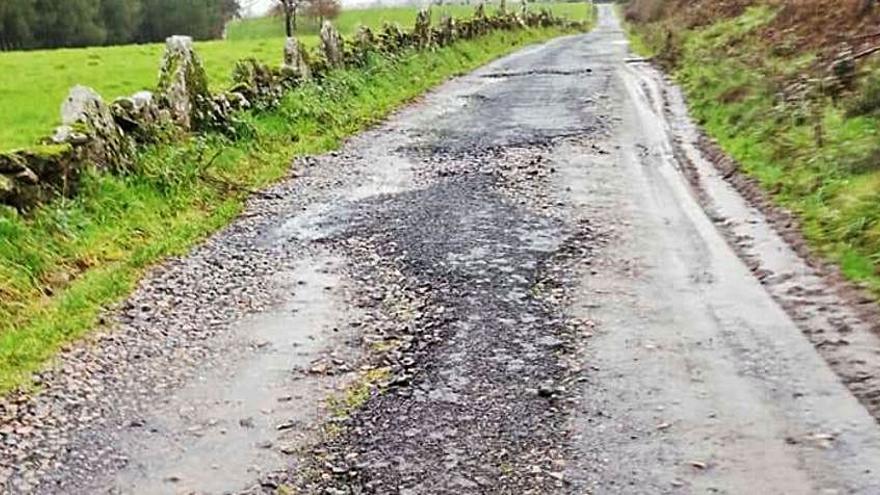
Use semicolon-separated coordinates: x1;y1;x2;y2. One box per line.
0;27;611;491
0;128;414;492
292;145;604;493
5;5;880;495
0;190;295;491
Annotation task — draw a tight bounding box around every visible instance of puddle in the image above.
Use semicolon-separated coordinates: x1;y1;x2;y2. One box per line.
273;146;415;244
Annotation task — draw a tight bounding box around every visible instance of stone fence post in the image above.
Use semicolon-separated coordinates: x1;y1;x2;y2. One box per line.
283;37;311;80
320;22;344;68
157;36;211;131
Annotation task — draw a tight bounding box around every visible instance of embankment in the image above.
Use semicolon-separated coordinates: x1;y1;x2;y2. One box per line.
625;0;880;298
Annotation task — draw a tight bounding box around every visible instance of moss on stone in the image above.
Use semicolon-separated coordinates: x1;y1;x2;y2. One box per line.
0;174;12;189
30;143;73;159
157;36;212;131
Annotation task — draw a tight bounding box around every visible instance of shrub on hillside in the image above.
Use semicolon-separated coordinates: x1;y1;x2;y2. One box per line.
846;70;880;118
624;0;667;22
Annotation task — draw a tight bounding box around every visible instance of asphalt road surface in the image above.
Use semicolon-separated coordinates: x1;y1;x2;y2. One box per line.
4;5;880;494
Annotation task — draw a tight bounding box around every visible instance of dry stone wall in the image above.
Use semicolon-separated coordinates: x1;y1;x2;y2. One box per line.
414;9;434;49
283;37;311;80
0;5;579;210
157;36;211;131
56;85;135;172
320;21;345;69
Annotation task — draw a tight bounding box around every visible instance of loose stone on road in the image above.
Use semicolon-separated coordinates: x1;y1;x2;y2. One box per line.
4;5;880;495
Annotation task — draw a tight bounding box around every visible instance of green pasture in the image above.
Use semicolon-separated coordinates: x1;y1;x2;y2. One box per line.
0;2;590;151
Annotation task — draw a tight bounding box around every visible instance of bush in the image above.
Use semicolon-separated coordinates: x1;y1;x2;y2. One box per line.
846;70;880;117
624;0;668;23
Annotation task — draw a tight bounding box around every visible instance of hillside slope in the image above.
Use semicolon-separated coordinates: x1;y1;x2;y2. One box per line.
626;0;880;294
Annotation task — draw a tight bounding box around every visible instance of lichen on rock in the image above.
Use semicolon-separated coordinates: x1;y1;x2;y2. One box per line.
157;35;212;131
353;26;377;57
110;90;174;143
231;58;287;110
320;21;345;68
283;37;312;81
0;174;14;204
472;4;490;36
435;15;457;46
414;8;433;48
54;85;134;172
378;22;407;52
515;0;530;28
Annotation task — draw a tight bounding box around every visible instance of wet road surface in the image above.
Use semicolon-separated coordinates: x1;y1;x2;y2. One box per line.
4;5;880;494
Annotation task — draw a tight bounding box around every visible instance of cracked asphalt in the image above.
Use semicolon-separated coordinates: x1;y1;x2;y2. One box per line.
4;5;880;494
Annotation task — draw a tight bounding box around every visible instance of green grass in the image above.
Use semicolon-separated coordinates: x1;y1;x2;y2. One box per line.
0;24;581;394
615;2;655;59
226;3;594;40
0;37;315;151
226;5;477;40
0;3;589;152
627;6;880;294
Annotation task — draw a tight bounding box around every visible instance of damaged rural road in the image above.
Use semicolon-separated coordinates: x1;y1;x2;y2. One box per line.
5;5;880;494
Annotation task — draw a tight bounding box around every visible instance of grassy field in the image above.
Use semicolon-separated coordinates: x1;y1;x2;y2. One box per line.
227;3;594;39
0;21;587;393
0;2;590;152
226;5;477;40
0;38;308;151
626;5;880;295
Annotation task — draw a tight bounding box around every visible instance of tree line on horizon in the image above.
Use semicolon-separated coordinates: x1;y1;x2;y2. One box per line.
0;0;240;51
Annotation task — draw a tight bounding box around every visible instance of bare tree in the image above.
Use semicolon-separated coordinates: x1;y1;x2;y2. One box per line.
306;0;341;27
276;0;306;36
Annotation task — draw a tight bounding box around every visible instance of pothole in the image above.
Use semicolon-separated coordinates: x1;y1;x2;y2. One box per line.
480;68;595;78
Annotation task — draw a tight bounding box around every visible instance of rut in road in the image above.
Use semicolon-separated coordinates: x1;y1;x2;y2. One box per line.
295;7;880;494
5;5;880;495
